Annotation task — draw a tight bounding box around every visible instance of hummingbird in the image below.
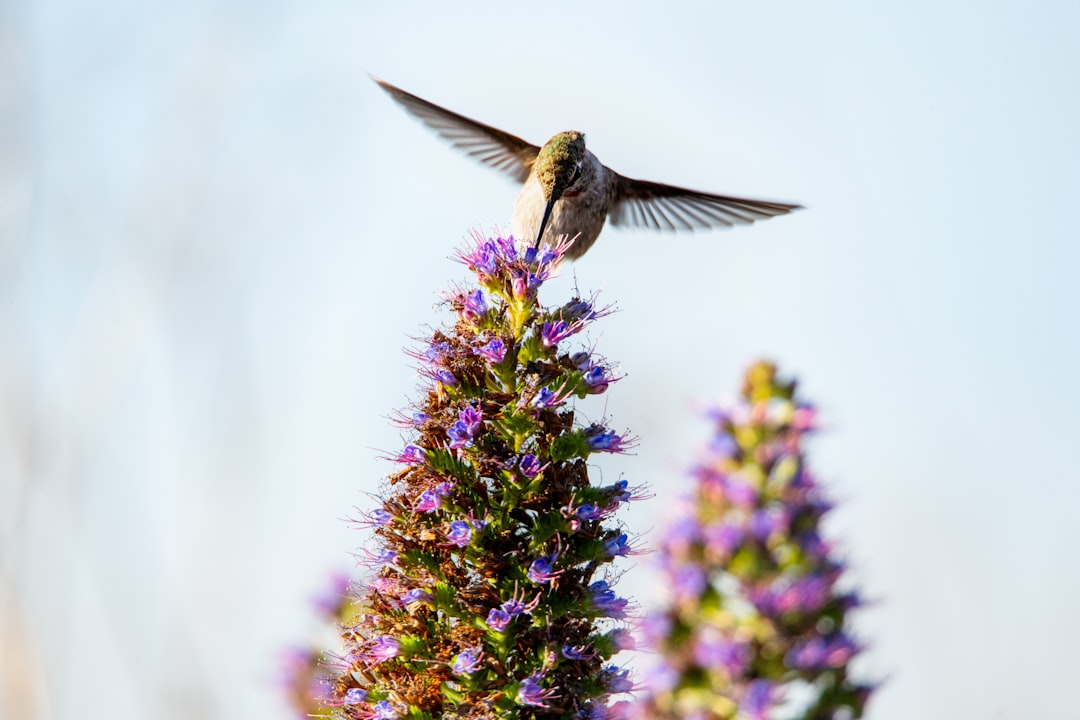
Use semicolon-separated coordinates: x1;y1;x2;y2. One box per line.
374;78;801;261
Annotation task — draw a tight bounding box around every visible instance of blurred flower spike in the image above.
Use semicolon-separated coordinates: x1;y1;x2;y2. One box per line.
281;572;363;718
637;361;876;720
325;233;639;719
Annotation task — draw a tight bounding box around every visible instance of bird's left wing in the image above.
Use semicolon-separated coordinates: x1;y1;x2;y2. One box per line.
374;78;540;184
608;173;802;231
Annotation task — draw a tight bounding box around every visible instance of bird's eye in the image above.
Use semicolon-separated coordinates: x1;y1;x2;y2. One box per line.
569;164;583;185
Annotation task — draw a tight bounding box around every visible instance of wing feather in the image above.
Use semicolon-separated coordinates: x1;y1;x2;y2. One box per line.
610;173;801;231
374;78;540;183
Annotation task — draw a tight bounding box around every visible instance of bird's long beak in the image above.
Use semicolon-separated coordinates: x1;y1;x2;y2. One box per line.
532;196;556;251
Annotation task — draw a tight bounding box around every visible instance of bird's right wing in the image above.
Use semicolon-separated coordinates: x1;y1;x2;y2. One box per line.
374;78;540;184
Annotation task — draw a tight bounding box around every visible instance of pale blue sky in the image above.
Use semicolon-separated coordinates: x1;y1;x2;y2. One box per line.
2;2;1078;719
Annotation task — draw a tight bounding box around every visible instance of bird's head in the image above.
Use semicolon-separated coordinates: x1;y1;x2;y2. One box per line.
535;131;586;203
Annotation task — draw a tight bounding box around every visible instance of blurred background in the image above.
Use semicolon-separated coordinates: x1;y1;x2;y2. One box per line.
2;2;1078;718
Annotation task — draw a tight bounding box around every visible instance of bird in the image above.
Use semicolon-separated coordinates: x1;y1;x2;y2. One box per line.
374;78;801;261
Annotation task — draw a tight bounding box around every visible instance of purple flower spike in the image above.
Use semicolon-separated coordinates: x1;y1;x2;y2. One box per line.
447;420;473;449
589;581;629;619
750;574;832;617
460;405;483;431
502;598;526;617
445;520;473;547
638;362;874;720
575;504;603;522
452;648;482;675
462;288;488;321
702;521;744;560
509;269;529;299
604;533;633;557
414;488;446;514
793;403;817;432
517;673;557;708
355;507;394;529
582;365;609;394
365;635;401;664
475;337;507;363
786;635;859;670
605;667;635;694
456;235;497;275
743;680;774;719
401;587;432;605
310;573;350;618
518;453;544;478
370;699;399;720
749;506;789;542
424;341;451;365
324;234;641;719
608;628;637;652
561;298;598;322
447;406;483;449
527;554;561;584
396;444;426;465
344;687;368;704
562;644;596;661
434;368;457;386
485;607;512;632
356;548;398;570
533;386;559;408
493;235;517;259
709;431;739;458
722;473;758;508
604;479;651;506
586;430;628;453
670;565;707;605
692;631;749;676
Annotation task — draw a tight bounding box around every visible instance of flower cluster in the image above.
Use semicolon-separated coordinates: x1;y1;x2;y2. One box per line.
281;573;358;718
637;361;874;720
327;234;641;720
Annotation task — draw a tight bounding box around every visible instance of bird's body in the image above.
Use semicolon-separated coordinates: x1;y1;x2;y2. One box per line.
375;79;801;260
512;145;610;258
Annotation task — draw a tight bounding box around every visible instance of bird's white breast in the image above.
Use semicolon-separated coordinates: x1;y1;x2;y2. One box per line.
510;176;548;245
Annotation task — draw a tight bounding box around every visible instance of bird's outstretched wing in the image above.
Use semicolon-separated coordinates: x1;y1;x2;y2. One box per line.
374;78;540;184
609;173;802;231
